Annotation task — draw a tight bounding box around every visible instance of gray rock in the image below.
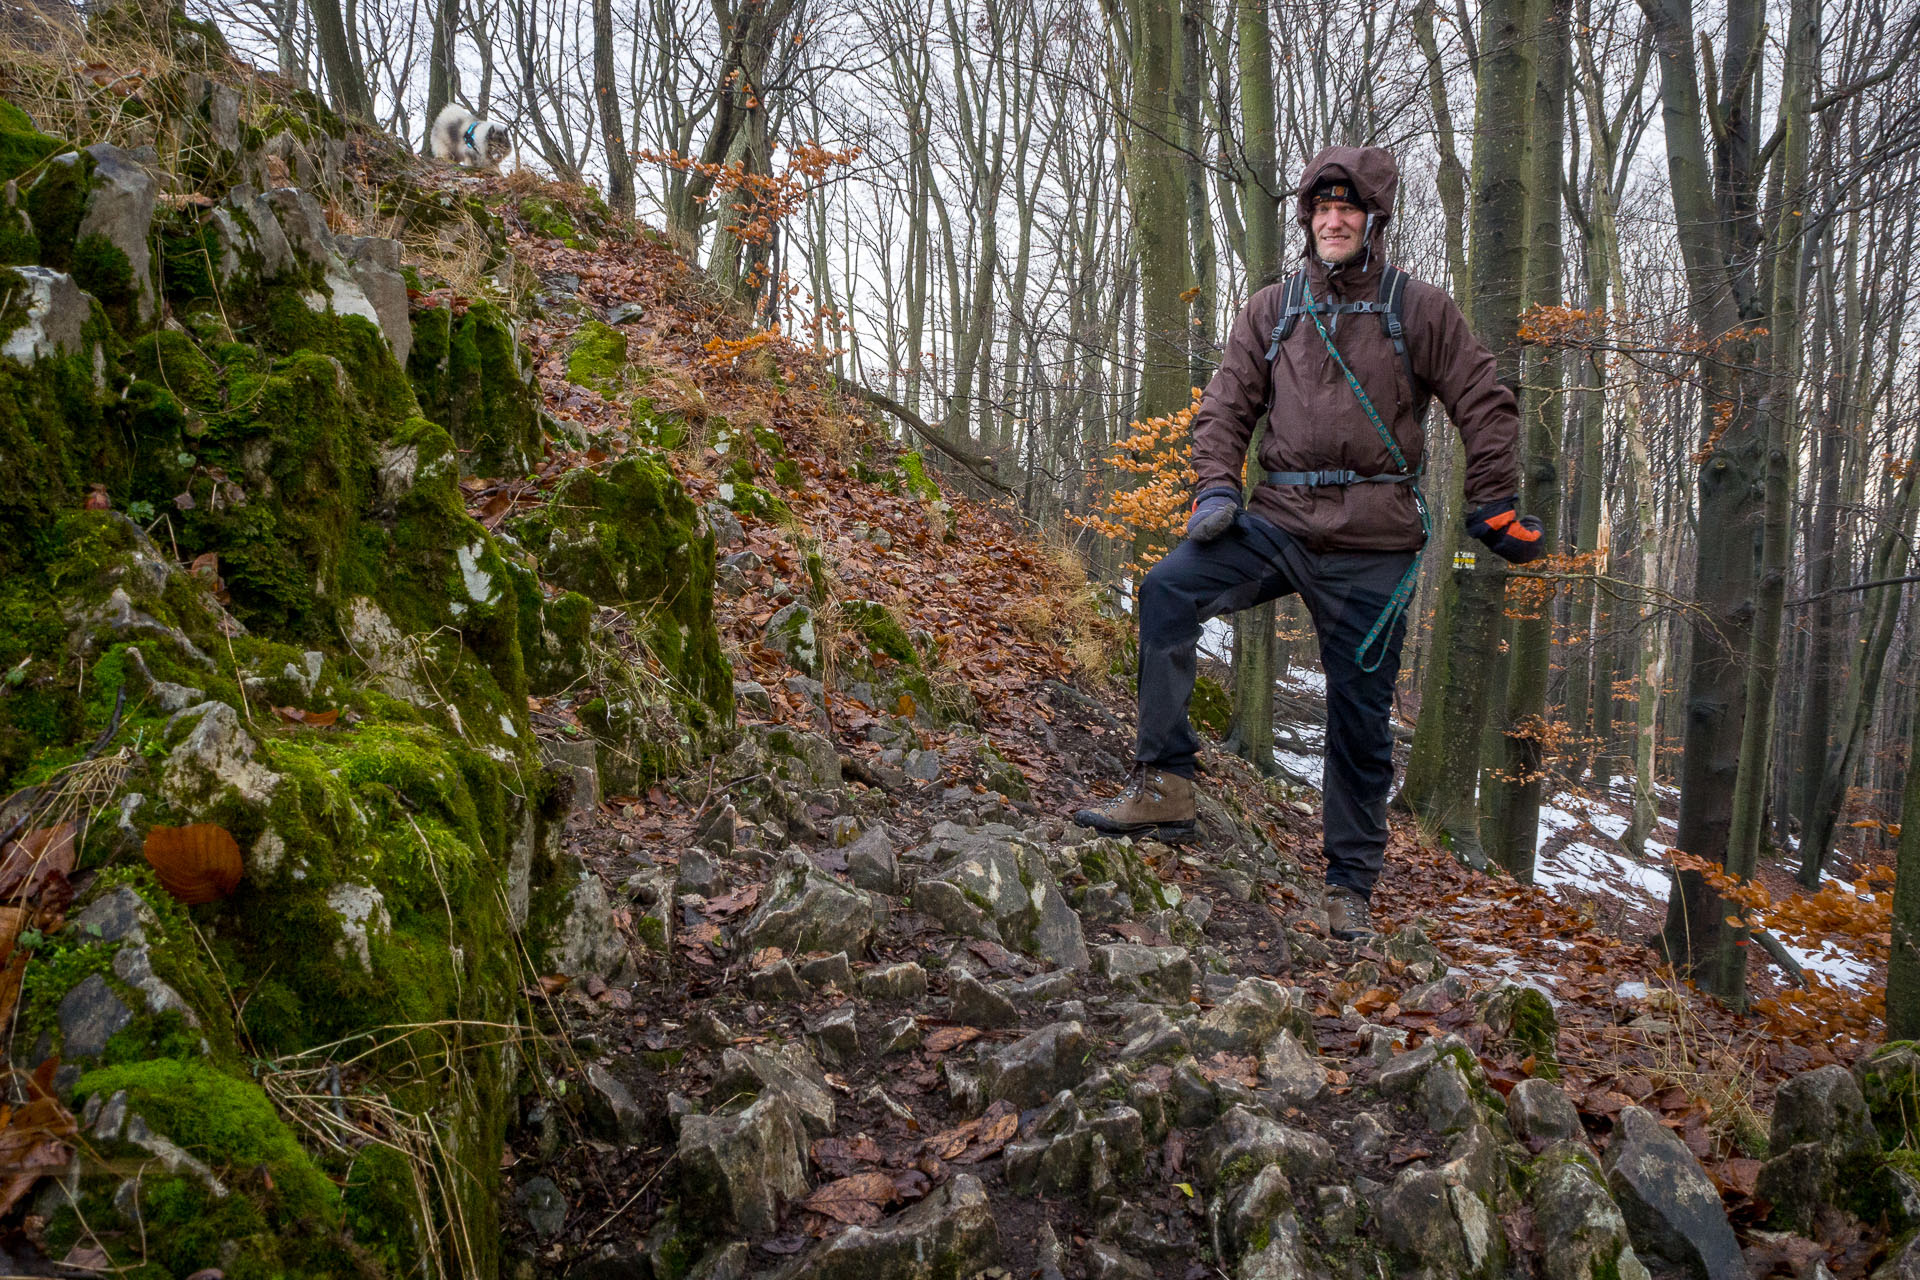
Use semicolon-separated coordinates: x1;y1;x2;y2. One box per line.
1196;1105;1334;1189
709;1043;836;1137
1772;1063;1878;1164
584;1063;647;1145
1093;943;1196;1004
112;944;199;1027
784;950;845;990
950;971;1018;1028
1603;1106;1744;1280
1531;1142;1652;1280
0;266;91;365
905;749;944;782
676;846;724;896
541;737;601;819
58;974;132;1059
734;680;773;715
1350;1110;1393;1161
73;887;156;945
1085;1242;1154;1280
809;1007;859;1065
1376;1165;1506;1278
1375;1039;1442;1096
606;301;645;326
982;1021;1094;1108
738;861;877;957
751;960;809;1002
880;1016;921;1054
676;1094;808;1236
787;1172;998;1280
162;700;281;810
78;144;157;324
515;1176;568;1238
764;603;820;674
704;502;744;549
1258;1029;1328;1109
336;234;412;365
846;824;900;894
1195;978;1312;1054
860;962;927;1001
1508;1078;1584;1148
911;827;1088;969
542;866;629;980
124;1113;226;1195
1210;1163;1292;1262
1236;1212;1312;1280
1421;1055;1480;1133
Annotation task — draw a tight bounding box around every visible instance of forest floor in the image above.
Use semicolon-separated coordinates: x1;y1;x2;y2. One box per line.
405;165;1897;1278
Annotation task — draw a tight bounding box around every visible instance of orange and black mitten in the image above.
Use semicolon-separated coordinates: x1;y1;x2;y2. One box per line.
1466;498;1545;564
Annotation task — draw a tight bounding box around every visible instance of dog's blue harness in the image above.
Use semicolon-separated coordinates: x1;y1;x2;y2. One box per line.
462;121;479;155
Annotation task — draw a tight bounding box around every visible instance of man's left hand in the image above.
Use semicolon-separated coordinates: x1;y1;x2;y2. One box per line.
1466;498;1545;564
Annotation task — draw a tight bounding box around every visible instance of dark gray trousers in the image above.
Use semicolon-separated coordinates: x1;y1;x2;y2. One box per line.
1135;512;1414;898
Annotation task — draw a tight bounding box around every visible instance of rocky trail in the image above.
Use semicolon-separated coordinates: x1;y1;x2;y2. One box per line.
0;27;1909;1280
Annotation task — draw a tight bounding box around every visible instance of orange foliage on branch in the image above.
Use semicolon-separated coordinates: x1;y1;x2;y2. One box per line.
1671;850;1891;1043
1077;390;1203;575
637;141;860;251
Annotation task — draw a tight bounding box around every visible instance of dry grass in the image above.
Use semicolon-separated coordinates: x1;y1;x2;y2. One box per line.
1009;529;1127;685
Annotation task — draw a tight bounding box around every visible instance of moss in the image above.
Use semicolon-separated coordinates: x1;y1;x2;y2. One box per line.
843;599;918;666
900;450;942;502
1191;675;1231;735
631;399;689;449
0;98;68;184
72;1057;354;1276
565;319;628;396
408;299;542;477
22;150;91;270
715;478;789;520
70;232;136;324
519;195;595;249
1485;986;1560;1079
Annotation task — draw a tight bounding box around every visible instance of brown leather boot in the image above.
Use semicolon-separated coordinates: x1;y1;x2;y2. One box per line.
1325;885;1377;942
1072;767;1197;843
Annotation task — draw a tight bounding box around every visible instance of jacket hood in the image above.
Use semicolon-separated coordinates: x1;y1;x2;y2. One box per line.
1296;146;1398;281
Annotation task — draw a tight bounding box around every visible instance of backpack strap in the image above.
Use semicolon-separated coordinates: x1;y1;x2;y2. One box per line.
1263;269;1311;360
1379;265;1416;392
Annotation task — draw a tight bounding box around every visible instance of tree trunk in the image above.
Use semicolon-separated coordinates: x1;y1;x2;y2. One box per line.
311;0;377;121
1487;0;1569;881
592;0;635;218
425;0;460;146
1890;694;1920;1039
1125;0;1192;418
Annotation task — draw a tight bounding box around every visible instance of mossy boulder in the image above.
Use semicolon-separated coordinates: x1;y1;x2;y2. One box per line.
842;599;917;666
0;98;67;184
408;299;543;477
1191;674;1231;735
565;318;627;396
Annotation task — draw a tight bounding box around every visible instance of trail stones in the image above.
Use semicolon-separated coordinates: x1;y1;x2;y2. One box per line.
1758;1064;1881;1229
1092;944;1195;1004
845;824;900;894
949;971;1018;1028
785;1172;998;1280
1603;1106;1744;1280
515;1176;568;1237
860;962;927;1001
738;860;878;957
1196;1105;1334;1190
1195;978;1313;1054
584;1063;647;1145
982;1020;1094;1108
1258;1030;1328;1110
676;1094;809;1236
764;603;820;675
1377;1166;1505;1280
1530;1144;1652;1280
709;1043;836;1137
1508;1079;1583;1148
911;828;1087;969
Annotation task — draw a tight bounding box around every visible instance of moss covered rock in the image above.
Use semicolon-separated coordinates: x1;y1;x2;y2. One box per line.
409;299;542;477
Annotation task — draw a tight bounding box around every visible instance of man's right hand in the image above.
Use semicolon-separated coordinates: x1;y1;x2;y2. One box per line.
1466;498;1545;564
1185;488;1242;543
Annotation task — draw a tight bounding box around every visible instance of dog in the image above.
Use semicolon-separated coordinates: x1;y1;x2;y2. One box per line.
430;103;512;170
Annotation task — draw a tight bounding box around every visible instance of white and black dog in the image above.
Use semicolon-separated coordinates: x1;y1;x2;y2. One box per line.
430;103;512;170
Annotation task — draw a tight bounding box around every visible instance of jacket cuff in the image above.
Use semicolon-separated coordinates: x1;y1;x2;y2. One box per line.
1195;486;1243;507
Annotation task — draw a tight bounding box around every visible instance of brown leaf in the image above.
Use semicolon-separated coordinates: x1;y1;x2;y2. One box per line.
799;1172;896;1225
1709;1157;1762;1197
0;824;77;902
1198;1052;1260;1089
952;1099;1018;1163
705;884;761;917
921;1025;981;1054
1351;986;1398;1016
810;1136;886;1177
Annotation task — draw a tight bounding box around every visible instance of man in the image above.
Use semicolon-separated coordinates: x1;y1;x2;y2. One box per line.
1074;145;1542;941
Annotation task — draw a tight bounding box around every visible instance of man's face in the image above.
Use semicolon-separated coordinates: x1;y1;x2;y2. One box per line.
1312;199;1367;264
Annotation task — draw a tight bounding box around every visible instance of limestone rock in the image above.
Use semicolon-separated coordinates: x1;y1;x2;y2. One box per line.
1508;1078;1584;1148
1257;1029;1328;1109
982;1021;1094;1108
540;865;628;980
910;827;1088;969
1;265;90;365
949;971;1018;1028
1093;943;1196;1004
515;1176;568;1238
676;1094;808;1236
1376;1165;1505;1279
786;1172;997;1280
584;1063;648;1146
764;603;821;675
846;824;900;894
1530;1143;1652;1280
860;962;927;1001
738;861;877;957
78;144;157;324
1195;978;1313;1054
709;1043;836;1137
58;973;132;1059
161;701;282;811
327;883;390;972
1196;1105;1334;1189
1603;1106;1744;1280
809;1007;859;1066
798;952;854;990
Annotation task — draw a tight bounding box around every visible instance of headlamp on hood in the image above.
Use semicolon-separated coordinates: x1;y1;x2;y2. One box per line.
1311;177;1361;207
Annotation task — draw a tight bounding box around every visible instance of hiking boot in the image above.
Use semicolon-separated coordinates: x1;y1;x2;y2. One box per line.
1325;886;1377;942
1072;767;1197;843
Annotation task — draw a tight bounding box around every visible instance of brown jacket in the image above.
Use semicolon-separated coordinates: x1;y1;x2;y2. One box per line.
1190;146;1519;552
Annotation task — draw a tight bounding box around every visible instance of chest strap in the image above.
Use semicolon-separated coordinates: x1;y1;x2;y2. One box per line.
1266;469;1416;487
463;121;480;152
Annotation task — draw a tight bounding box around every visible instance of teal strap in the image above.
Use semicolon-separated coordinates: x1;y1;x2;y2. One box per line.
1302;285;1431;673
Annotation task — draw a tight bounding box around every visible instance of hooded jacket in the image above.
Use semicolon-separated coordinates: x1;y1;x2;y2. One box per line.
1189;146;1519;552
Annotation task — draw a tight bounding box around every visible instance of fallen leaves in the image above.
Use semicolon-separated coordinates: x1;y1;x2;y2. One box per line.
273;706;339;728
799;1171;899;1225
0;823;76;903
920;1025;982;1054
921;1100;1019;1165
1198;1052;1260;1089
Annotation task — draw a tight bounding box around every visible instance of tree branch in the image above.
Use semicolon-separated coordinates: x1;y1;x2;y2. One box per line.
828;376;1012;492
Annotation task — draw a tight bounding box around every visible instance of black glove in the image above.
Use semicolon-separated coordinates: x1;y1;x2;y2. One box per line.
1466;497;1546;564
1185;487;1242;543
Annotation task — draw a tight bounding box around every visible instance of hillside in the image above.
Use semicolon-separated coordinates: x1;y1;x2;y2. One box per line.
0;19;1911;1280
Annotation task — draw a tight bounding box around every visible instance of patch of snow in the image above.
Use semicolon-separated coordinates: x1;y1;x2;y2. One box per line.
1589;812;1628;840
1535;839;1671;903
1774;937;1871;990
1281;667;1328;696
1274;750;1323;789
1614;980;1649;999
1200;616;1232;661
